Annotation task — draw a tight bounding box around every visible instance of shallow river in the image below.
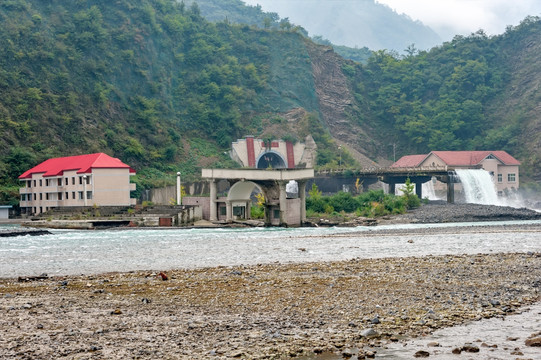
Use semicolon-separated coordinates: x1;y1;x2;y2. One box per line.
2;220;541;360
1;220;540;278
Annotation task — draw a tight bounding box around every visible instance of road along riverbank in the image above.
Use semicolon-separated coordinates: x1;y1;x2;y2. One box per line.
1;252;539;359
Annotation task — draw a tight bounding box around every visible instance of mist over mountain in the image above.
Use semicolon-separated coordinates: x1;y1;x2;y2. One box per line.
242;0;442;52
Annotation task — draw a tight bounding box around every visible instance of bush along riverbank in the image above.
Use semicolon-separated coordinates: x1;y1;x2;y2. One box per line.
303;181;421;226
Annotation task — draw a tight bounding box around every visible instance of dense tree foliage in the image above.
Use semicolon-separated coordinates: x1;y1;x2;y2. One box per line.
0;0;325;202
348;18;541;166
1;0;541;207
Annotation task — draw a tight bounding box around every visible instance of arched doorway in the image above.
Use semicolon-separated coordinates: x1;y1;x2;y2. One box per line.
256;151;286;169
227;181;264;220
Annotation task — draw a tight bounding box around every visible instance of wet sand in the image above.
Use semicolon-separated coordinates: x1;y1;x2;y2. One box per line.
1;250;540;359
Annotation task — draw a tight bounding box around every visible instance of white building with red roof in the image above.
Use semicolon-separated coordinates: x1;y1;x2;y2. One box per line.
19;153;136;215
392;150;520;195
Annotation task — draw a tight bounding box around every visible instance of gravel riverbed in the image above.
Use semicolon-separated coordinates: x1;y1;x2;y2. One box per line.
1;250;540;359
1;204;541;359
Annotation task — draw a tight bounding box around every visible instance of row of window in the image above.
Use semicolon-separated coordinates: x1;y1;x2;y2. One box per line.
21;191;93;202
496;173;516;183
26;175;91;188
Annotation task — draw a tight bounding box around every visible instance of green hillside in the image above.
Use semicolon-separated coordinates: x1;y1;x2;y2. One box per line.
0;0;326;203
1;0;541;205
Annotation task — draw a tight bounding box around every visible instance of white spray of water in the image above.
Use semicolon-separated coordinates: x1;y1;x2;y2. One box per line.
455;169;501;205
394;180;443;201
422;180;443;201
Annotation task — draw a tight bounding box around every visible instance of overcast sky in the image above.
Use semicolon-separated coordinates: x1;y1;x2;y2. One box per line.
243;0;541;41
376;0;541;39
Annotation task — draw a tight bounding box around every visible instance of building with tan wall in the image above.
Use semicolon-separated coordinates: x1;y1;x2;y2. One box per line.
391;150;520;196
230;135;317;169
19;153;136;215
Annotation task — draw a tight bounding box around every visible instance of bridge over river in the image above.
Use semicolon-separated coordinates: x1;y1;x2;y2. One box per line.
314;166;468;203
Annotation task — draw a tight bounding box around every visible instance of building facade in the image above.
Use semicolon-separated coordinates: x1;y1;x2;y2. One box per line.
230;135;317;169
19;153;136;215
392;150;520;196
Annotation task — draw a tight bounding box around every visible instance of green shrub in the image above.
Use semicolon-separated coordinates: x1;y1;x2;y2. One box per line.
250;205;265;219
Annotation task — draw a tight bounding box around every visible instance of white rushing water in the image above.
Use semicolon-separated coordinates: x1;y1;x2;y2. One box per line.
455;169;500;205
1;221;541;278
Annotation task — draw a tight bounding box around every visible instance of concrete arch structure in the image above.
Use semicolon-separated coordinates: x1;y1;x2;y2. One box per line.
202;168;314;226
226;181;262;221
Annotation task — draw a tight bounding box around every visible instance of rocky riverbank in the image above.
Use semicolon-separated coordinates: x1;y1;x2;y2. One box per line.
387;201;541;224
1;252;540;359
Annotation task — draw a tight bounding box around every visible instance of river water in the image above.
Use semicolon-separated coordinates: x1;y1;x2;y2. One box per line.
2;221;541;359
1;220;541;278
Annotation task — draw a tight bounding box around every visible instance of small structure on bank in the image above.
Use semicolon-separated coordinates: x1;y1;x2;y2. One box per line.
202;168;314;227
18;153;136;215
0;205;12;219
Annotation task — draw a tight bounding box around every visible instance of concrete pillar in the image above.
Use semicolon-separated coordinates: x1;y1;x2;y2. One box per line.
246;200;251;219
176;172;181;205
226;200;232;222
416;182;422;199
298;180;307;222
209;180;217;221
279;181;287;226
447;182;455;203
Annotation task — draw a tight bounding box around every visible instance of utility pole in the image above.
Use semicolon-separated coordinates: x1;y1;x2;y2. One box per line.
338;145;342;168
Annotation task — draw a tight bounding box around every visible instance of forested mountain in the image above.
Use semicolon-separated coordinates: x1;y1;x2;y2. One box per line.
187;0;373;64
1;0;541;204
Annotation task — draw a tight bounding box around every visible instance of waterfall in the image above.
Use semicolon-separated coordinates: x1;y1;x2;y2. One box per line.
455;169;500;205
422;180;442;200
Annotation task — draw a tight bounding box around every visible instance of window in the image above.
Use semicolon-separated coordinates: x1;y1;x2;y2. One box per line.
46;193;49;200
86;191;93;200
65;178;68;186
33;180;36;187
85;176;91;185
72;177;75;185
33;193;36;201
58;192;63;201
219;206;226;216
273;209;280;219
39;179;42;186
78;191;84;200
27;180;31;188
497;174;502;183
45;179;50;186
21;194;26;201
39;193;43;200
72;191;76;199
233;206;245;217
65;192;69;200
508;173;516;182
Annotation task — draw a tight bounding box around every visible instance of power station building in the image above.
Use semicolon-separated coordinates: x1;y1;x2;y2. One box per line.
19;153;136;215
392;150;520;196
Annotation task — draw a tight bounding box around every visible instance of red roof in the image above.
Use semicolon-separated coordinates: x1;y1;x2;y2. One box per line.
430;151;520;166
392;151;520;168
19;153;135;179
390;154;426;168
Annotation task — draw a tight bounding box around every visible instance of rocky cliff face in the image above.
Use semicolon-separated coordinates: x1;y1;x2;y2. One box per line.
305;41;378;167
